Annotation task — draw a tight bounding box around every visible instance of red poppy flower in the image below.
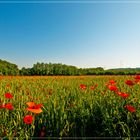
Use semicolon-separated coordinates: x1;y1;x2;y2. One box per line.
134;75;140;80
26;102;43;114
109;80;116;85
134;79;139;83
5;103;14;110
5;93;13;99
90;84;98;90
124;105;136;113
108;85;118;92
90;86;95;90
125;80;135;86
23;115;34;124
80;84;86;90
116;92;130;98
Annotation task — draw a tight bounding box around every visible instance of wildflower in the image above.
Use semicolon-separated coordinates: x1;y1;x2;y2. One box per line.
134;79;139;83
5;93;13;99
23;115;34;124
90;86;95;90
116;92;130;99
26;102;43;114
124;105;136;113
90;84;98;90
108;85;118;92
134;75;140;80
80;84;86;90
109;80;116;85
134;75;140;84
125;80;135;86
5;103;14;110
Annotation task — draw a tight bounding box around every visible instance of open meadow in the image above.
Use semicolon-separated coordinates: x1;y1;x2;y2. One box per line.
1;75;140;139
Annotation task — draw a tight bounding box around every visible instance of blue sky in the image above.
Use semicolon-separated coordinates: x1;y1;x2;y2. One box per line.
0;1;140;69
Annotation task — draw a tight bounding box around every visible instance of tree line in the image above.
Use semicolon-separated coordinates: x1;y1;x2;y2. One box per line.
0;59;19;76
0;59;140;76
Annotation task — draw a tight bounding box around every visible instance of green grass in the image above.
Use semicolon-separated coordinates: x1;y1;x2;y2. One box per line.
0;75;140;139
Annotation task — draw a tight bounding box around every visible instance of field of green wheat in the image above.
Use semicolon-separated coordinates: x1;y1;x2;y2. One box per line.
1;75;140;139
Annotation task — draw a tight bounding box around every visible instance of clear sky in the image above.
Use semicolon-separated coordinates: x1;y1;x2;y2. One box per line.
0;0;140;69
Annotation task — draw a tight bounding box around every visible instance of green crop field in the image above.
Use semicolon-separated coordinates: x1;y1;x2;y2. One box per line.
1;75;140;139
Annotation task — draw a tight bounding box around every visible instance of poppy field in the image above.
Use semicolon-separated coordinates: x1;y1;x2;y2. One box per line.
1;75;140;139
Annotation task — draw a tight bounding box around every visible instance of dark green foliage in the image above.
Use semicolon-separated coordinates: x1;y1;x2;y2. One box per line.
24;62;105;76
0;59;140;76
20;62;140;76
0;59;19;76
